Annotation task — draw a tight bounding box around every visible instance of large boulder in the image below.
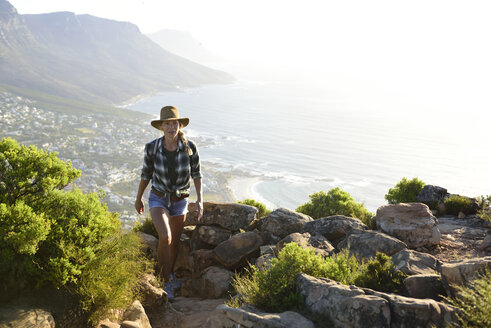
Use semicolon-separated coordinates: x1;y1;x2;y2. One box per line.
259;208;313;240
190;248;217;273
276;232;334;257
198;225;231;246
301;215;368;245
138;273;167;306
440;256;491;296
0;306;55;328
417;185;449;209
375;203;440;248
139;232;158;259
391;249;440;275
210;304;315;328
479;231;491;256
186;202;258;231
214;231;263;269
404;274;445;300
338;229;407;259
363;288;456;328
174;234;192;277
297;274;391;327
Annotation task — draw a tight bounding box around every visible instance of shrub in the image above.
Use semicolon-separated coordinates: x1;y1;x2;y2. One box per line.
446;269;491;328
476;195;491;222
444;195;475;216
231;242;405;313
354;253;406;293
0;138;148;323
385;177;425;204
296;188;374;228
237;199;271;217
133;215;158;238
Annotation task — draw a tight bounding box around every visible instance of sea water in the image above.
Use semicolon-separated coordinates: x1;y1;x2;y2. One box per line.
127;74;491;212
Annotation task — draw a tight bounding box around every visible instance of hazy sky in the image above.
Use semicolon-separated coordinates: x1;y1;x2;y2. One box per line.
9;0;491;115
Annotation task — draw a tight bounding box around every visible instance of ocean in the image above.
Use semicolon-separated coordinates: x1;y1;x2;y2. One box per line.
127;71;491;213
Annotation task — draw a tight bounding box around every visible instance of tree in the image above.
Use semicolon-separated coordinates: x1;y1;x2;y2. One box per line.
384;177;425;204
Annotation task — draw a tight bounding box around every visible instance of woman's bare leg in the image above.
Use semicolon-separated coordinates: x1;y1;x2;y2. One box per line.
151;207;172;281
169;214;186;271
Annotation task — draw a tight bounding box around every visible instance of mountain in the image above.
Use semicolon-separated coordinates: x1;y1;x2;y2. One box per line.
0;0;234;105
147;29;221;65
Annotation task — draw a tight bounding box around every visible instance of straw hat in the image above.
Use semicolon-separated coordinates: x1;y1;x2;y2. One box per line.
151;106;189;130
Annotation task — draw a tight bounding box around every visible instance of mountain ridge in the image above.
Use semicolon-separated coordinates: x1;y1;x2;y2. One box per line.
0;0;234;106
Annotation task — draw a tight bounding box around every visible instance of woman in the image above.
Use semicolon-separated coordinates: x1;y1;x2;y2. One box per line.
135;106;203;299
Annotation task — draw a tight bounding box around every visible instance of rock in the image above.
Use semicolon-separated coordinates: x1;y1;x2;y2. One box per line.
171;297;226;328
260;245;276;255
191;248;217;273
391;249;440;275
190;227;215;251
0;306;55;328
259;208;313;240
214;231;263;269
138;273;167;306
139;232;158;259
276;232;334;257
417;185;449;209
181;266;234;299
479;231;491;256
458;211;466;219
187;202;258;231
440;256;491;296
375;203;440;248
120;321;140;328
363;288;456;328
301;215;368;245
296;274;391;327
97;319;121;328
210;304;315;328
198;225;231;246
404;274;445;300
338;229;407;259
256;253;275;272
174;234;192;277
122;301;151;328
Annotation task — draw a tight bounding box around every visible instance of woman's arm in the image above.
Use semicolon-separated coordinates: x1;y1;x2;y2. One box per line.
135;178;150;214
193;177;203;221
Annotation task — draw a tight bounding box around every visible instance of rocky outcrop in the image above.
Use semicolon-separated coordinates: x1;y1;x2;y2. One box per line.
276;232;334;257
214;231;263;269
198;225;231;246
375;203;440;248
338;229;407;259
210;304;315;328
0;306;55;328
391;249;440;275
301;215;367;245
139;232;158;259
440;256;491;296
186;202;258;231
297;273;455;328
138;273;167;306
259;208;313;240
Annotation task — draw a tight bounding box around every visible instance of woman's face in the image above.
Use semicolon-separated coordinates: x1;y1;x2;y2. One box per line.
161;120;180;138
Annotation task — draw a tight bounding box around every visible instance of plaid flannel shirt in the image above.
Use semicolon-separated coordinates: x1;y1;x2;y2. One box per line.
141;137;201;196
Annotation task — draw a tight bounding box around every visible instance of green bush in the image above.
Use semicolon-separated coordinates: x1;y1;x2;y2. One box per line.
237;199;271;218
296;188;374;228
385;177;425;204
133;215;158;239
444;195;475;216
476;195;491;221
231;242;405;313
354;253;406;293
0;138;148;323
446;269;491;328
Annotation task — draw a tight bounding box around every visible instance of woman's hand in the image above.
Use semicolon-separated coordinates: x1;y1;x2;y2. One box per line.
196;200;203;221
135;199;144;214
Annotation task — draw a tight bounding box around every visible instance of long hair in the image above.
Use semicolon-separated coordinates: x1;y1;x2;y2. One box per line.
178;123;193;155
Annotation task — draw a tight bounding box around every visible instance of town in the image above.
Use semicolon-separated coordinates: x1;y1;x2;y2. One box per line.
0;92;231;228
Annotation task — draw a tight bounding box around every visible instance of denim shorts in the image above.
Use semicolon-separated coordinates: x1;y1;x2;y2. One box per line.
148;190;189;216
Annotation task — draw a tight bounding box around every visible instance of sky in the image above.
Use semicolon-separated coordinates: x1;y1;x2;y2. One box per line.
8;0;491;116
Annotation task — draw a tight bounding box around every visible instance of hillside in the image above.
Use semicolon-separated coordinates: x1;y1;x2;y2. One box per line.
0;0;234;106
